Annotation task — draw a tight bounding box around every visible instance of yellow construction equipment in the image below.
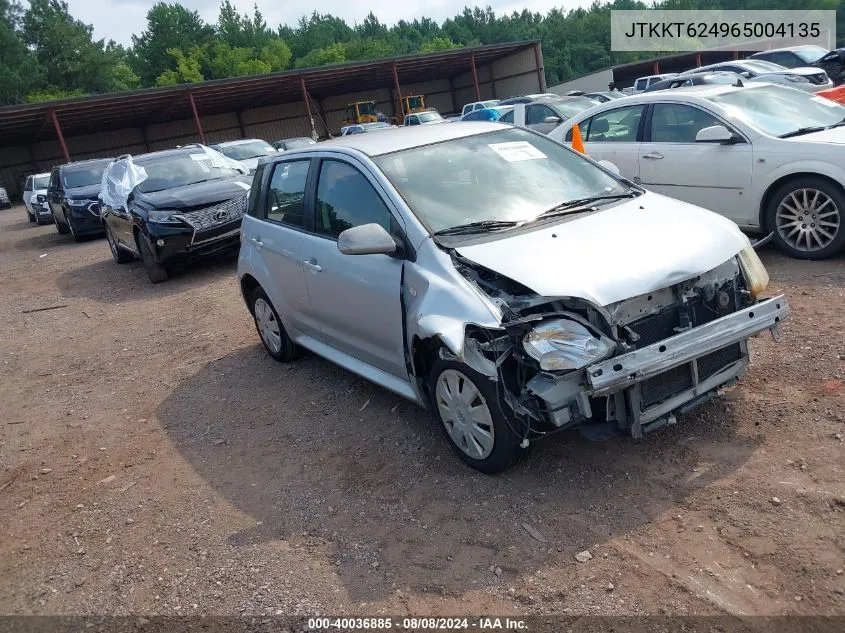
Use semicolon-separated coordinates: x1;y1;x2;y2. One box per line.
402;95;426;114
343;101;385;125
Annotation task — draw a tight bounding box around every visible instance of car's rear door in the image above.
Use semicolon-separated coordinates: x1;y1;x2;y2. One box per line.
240;159;313;337
637;101;752;224
297;155;407;379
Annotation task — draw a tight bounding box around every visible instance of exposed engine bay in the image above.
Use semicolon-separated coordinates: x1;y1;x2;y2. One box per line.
446;252;786;444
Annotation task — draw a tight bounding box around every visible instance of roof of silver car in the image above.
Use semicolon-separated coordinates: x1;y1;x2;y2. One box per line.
315;121;506;156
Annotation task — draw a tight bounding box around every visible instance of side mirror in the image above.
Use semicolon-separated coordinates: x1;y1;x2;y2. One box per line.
695;125;739;144
741;71;752;78
597;160;621;175
544;116;562;124
337;223;397;256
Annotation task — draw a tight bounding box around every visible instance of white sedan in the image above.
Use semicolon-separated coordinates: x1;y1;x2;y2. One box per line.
548;83;845;259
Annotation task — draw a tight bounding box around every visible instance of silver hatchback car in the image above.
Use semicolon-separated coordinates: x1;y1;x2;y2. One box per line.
237;122;789;473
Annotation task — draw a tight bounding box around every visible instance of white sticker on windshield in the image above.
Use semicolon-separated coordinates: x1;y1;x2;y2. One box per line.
488;141;547;162
811;96;838;107
190;154;211;161
234;181;250;190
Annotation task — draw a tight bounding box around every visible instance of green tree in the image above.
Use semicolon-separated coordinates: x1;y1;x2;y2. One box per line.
132;2;214;86
0;0;44;105
294;42;346;68
419;37;461;53
155;46;205;86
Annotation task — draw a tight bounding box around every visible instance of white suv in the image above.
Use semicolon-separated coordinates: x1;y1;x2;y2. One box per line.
22;173;52;224
631;74;679;94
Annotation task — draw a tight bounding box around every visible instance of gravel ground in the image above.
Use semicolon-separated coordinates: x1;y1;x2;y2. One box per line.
0;205;843;617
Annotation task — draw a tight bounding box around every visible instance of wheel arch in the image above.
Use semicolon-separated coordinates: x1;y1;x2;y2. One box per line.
240;274;261;314
759;172;845;231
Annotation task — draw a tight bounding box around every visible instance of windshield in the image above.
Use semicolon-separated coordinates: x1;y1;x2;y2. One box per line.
707;85;845;137
550;98;598;118
406;96;424;110
285;138;315;149
374;128;629;234
740;60;786;73
356;102;377;116
33;175;50;188
218;141;275;160
417;111;442;123
135;152;241;193
62;162;111;189
795;46;828;63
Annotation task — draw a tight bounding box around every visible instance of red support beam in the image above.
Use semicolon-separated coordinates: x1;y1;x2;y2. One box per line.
300;75;315;139
533;43;546;92
236;111;247;138
733;50;740;60
695;53;702;67
653;61;660;75
50;109;71;164
470;53;481;101
392;63;404;119
187;89;205;144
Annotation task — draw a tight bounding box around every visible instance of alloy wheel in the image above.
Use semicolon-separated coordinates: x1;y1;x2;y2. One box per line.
254;297;282;354
435;369;495;460
775;188;840;253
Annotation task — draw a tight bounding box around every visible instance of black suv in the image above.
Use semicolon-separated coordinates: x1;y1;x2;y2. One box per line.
99;145;252;283
48;158;114;241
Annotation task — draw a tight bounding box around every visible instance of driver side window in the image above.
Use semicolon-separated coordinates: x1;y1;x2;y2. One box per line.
315;160;392;239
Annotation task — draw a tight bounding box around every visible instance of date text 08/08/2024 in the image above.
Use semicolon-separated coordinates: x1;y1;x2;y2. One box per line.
307;617;528;630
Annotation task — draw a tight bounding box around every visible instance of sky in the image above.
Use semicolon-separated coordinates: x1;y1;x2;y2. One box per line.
63;0;590;47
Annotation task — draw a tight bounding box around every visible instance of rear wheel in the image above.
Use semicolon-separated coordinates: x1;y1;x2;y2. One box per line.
250;287;299;362
106;224;133;264
429;358;525;474
137;235;168;283
767;177;845;260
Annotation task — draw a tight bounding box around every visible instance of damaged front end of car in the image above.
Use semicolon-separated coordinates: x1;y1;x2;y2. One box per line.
411;245;789;445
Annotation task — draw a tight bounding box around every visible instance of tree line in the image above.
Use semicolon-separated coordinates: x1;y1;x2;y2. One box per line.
1;0;842;106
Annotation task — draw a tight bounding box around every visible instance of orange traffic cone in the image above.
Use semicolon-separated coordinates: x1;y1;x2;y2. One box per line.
571;123;585;154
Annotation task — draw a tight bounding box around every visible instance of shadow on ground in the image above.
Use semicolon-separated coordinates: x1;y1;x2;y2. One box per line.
158;345;758;602
55;251;239;303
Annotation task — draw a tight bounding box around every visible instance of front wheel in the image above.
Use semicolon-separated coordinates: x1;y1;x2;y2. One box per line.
429;358;525;474
137;236;168;283
28;211;35;223
55;216;70;234
767;177;845;260
67;216;83;242
106;224;134;264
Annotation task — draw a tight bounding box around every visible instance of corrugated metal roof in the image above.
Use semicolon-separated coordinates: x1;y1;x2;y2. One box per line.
0;41;538;146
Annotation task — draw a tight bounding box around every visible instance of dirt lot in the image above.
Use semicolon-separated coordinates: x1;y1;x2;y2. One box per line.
1;204;844;619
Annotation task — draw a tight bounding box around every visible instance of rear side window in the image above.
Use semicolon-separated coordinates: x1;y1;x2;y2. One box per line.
499;110;514;123
635;79;648;91
265;160;309;227
314;160;391;239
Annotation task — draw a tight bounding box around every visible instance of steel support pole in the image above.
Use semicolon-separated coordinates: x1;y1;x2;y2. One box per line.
187;90;205;144
393;63;404;118
470;53;481;101
300;75;316;139
50;110;70;164
533;43;546;92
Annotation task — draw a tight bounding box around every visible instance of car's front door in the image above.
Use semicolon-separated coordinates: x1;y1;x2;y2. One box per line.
572;104;646;180
241;159;313;337
298;157;407;379
638;102;753;224
101;161;137;249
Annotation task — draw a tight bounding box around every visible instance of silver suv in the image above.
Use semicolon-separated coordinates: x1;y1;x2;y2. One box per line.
237;123;789;473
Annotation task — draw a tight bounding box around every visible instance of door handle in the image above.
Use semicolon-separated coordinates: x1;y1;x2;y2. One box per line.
642;152;664;160
303;259;322;273
250;237;263;249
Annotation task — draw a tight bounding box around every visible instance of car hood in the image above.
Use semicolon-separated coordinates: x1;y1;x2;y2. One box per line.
65;184;101;200
453;192;750;307
763;66;824;77
138;176;252;210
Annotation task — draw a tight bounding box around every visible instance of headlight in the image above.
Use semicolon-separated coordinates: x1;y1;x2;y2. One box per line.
147;210;183;224
737;245;769;299
523;318;615;371
67;199;89;207
785;75;810;83
36;194;46;203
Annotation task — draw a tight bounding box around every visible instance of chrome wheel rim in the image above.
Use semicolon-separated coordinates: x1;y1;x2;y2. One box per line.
436;369;495;460
254;297;282;354
775;188;840;252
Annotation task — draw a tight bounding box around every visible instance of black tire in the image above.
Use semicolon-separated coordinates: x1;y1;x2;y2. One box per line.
28;211;35;223
766;177;845;260
137;235;168;283
55;217;70;234
428;357;525;474
105;224;134;264
66;216;84;243
249;287;300;362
